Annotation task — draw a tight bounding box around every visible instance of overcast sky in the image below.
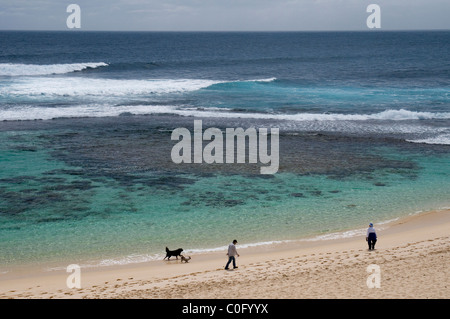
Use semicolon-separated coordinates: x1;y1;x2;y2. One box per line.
0;0;449;31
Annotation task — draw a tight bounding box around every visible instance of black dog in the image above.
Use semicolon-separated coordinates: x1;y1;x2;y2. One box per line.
164;247;183;260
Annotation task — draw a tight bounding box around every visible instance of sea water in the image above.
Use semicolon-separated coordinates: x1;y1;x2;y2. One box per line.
0;31;449;271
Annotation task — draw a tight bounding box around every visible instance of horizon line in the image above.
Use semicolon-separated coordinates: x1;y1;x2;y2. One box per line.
0;28;449;33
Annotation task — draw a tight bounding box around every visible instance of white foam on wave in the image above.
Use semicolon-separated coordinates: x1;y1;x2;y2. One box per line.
0;104;176;121
1;77;220;97
406;133;450;145
184;239;296;254
174;108;450;121
2;103;450;123
116;106;450;122
367;109;450;121
243;77;277;83
0;62;108;76
93;105;449;122
45;254;165;271
0;76;276;97
300;218;398;242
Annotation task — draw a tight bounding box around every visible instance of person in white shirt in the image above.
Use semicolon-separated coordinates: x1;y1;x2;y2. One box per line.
225;239;240;270
366;223;377;250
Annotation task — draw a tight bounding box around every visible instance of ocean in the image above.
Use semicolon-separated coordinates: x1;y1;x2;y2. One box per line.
0;31;449;271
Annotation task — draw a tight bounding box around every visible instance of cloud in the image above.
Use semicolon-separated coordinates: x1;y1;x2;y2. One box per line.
0;0;448;31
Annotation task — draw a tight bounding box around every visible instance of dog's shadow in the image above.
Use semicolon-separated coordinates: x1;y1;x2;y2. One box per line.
163;247;191;263
163;257;191;263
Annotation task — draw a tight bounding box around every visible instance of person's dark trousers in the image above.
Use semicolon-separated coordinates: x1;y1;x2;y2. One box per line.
225;256;236;269
368;233;377;250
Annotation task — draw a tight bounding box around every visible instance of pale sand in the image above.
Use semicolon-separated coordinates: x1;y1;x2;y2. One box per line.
1;209;449;299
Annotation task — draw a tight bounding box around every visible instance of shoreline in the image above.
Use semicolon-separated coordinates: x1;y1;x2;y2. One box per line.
1;207;449;298
0;206;436;275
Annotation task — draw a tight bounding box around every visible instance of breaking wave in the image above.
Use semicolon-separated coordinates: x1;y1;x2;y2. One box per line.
0;62;108;76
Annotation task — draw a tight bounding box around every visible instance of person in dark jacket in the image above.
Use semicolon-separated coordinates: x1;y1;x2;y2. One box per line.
366;223;377;250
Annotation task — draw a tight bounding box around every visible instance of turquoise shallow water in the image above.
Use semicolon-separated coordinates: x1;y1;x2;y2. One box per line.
0;126;449;270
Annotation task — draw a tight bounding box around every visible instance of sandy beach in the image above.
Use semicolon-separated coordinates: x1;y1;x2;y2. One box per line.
1;208;449;299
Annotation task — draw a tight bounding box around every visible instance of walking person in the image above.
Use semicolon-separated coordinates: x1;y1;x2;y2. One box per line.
225;239;240;270
366;223;377;250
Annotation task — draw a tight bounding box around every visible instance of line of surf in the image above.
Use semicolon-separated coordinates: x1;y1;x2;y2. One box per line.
406;134;450;145
0;77;276;97
45;214;410;271
1;104;450;123
0;62;108;76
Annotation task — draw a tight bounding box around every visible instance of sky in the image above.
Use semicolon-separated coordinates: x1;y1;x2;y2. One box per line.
0;0;449;31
